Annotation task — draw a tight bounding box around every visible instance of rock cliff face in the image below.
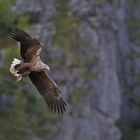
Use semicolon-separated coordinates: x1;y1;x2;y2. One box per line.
2;0;140;140
14;0;128;140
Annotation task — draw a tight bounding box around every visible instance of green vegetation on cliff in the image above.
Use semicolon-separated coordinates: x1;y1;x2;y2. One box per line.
0;0;98;140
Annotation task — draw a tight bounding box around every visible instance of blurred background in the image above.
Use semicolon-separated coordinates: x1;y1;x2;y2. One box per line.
0;0;140;140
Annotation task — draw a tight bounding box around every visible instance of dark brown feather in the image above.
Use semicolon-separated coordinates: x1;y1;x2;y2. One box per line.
10;27;42;61
29;71;67;113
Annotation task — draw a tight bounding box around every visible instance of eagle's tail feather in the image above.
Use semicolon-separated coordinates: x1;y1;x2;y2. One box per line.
9;58;22;81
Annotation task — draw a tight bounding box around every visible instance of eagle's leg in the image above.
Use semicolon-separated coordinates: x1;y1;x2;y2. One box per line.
17;70;30;82
21;70;30;76
16;62;31;82
16;62;31;71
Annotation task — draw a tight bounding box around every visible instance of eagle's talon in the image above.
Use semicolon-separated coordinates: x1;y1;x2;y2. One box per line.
16;76;22;82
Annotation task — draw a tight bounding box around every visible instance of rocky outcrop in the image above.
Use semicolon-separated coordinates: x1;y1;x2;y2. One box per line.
3;0;140;139
12;0;128;140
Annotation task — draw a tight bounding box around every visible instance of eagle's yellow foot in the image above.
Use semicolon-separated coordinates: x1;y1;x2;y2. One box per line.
16;76;22;82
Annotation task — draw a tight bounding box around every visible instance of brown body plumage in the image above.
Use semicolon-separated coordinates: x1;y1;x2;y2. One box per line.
9;27;67;113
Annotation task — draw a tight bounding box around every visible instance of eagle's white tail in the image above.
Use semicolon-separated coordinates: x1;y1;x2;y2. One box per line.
9;58;22;81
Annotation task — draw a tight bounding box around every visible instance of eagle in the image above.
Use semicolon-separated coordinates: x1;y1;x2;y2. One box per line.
9;27;67;113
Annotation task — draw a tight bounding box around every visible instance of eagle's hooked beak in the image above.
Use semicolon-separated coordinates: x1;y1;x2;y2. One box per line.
44;64;50;71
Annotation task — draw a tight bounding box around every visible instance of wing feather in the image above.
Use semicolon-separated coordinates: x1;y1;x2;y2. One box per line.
29;71;67;113
10;27;33;45
10;27;42;61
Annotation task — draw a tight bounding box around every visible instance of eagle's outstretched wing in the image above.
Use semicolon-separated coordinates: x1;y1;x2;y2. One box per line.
10;27;42;61
29;71;67;113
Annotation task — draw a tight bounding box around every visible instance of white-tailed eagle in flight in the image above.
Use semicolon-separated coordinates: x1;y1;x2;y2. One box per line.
9;27;67;113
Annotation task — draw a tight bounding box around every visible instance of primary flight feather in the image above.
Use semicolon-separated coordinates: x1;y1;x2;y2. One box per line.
9;27;67;113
